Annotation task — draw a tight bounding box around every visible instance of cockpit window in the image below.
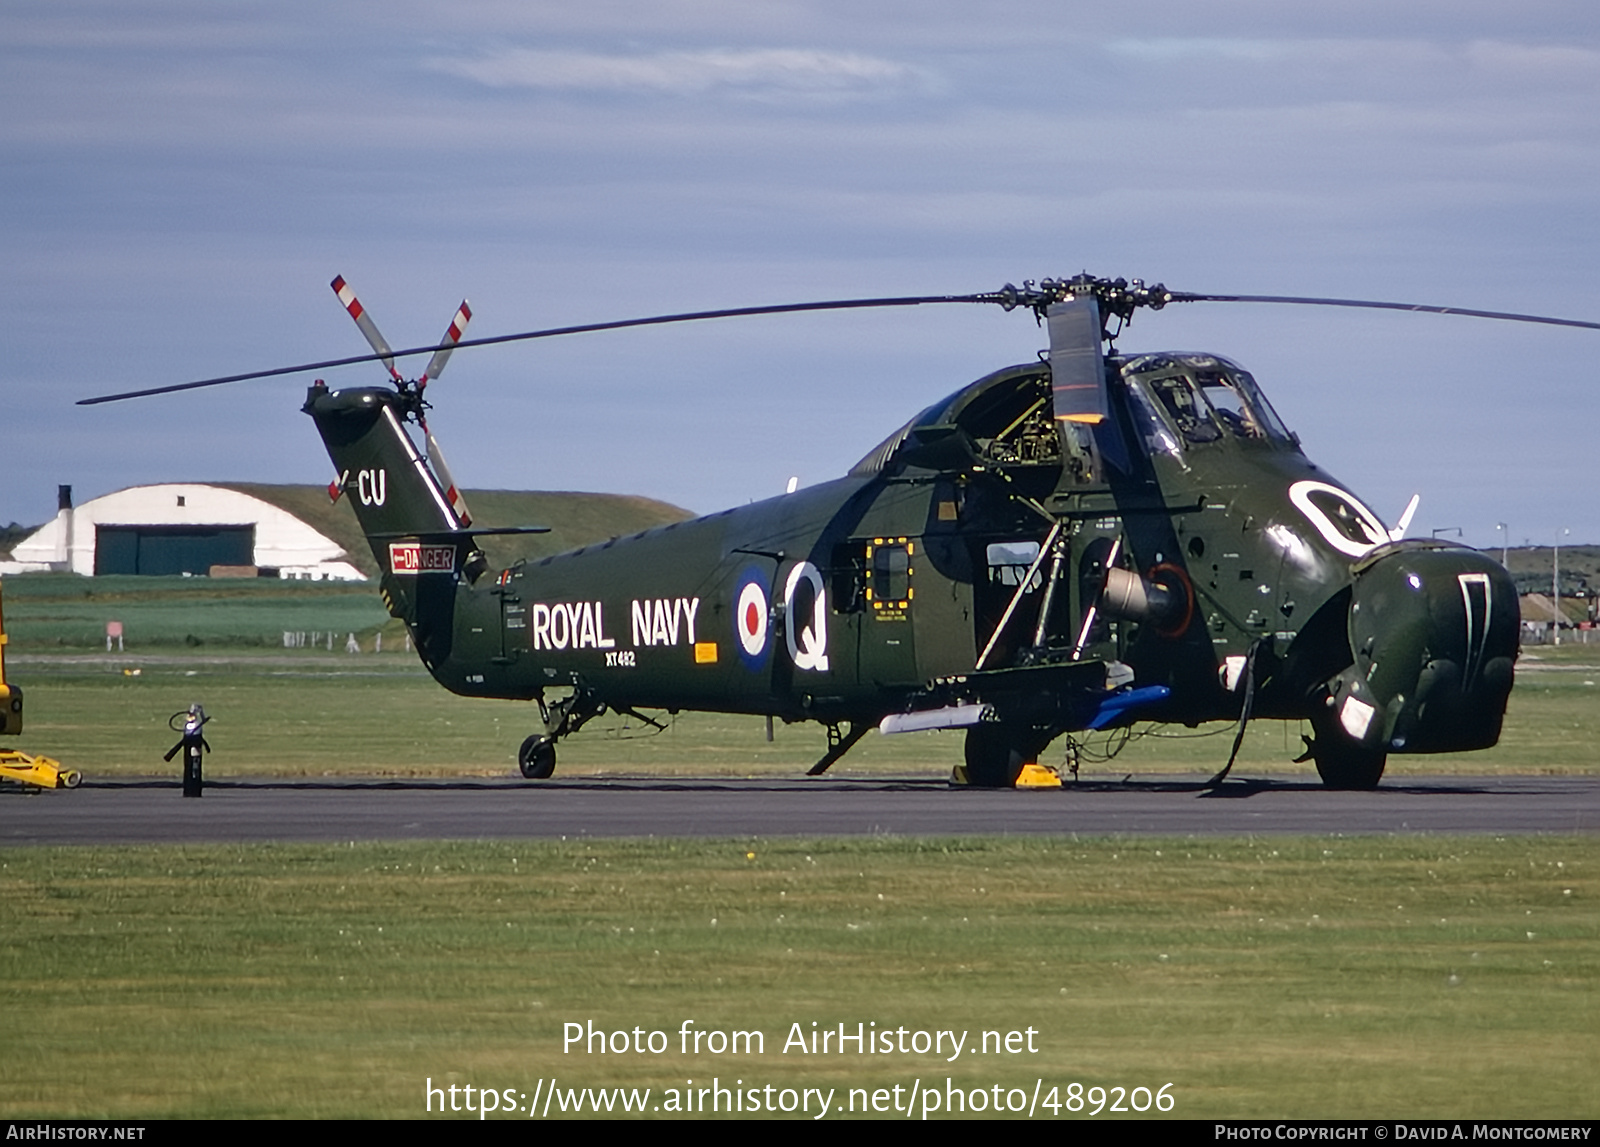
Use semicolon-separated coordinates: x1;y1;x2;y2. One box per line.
1195;370;1259;437
1123;378;1184;459
1147;373;1221;444
1216;364;1293;443
1122;354;1295;450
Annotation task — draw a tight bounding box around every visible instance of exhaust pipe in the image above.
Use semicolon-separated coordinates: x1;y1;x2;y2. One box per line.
1100;566;1186;629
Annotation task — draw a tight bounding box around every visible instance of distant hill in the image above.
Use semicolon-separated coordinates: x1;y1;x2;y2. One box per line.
218;483;694;578
0;522;30;561
1497;544;1600;597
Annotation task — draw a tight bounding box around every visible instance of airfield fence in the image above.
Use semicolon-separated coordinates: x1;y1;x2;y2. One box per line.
1520;623;1598;645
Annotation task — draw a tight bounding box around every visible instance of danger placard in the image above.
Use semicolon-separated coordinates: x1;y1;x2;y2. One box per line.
389;542;455;575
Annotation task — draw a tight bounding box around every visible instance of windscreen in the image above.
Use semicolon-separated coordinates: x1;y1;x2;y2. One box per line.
1123;354;1295;449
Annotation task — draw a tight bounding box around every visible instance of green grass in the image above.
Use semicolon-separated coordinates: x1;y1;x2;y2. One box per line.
2;574;392;649
4;643;1596;780
6;644;1599;779
0;835;1592;1119
1102;643;1600;777
5;575;1599;778
3;589;1594;1120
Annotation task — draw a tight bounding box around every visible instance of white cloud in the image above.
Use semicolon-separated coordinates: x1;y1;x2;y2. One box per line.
427;46;924;97
1463;39;1600;76
1107;33;1600;78
1106;37;1287;63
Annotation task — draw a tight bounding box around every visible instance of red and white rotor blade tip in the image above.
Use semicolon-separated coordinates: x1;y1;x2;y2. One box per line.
424;428;472;527
419;300;472;386
330;275;402;382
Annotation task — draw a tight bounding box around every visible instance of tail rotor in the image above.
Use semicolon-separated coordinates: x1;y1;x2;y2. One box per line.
326;275;474;526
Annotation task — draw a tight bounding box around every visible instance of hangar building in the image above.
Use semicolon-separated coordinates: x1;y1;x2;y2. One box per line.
3;484;365;580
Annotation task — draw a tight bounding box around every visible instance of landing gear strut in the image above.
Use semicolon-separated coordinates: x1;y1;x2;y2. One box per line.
516;685;605;781
807;721;869;776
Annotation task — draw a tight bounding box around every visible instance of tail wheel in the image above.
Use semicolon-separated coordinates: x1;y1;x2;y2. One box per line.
1305;717;1386;790
518;735;557;780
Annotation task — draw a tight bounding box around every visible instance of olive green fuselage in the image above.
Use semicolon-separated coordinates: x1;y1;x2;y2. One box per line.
307;349;1518;766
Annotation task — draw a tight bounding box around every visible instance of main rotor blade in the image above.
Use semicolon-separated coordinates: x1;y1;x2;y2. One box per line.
77;292;991;405
78;280;1600;408
1171;292;1600;332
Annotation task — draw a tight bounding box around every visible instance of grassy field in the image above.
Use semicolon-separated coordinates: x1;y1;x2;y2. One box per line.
0;835;1592;1119
6;572;1599;780
2;574;393;650
2;581;1596;1121
5;643;1598;780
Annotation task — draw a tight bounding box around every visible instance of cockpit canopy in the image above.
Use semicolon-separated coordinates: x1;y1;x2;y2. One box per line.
1121;353;1296;456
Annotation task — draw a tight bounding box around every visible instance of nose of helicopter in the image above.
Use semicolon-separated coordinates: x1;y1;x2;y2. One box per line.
1327;545;1519;755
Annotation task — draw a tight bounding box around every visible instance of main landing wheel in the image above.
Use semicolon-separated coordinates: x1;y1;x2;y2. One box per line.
1303;718;1386;791
963;724;1040;788
518;734;557;780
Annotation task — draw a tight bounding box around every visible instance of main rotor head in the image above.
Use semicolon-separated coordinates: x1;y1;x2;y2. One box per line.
994;274;1173;325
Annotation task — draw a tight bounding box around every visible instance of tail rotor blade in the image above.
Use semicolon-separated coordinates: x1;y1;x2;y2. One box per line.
419;301;472;387
331;275;403;382
423;427;472;527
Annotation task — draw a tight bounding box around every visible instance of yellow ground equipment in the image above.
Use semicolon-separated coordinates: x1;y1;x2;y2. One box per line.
0;749;80;790
0;578;78;790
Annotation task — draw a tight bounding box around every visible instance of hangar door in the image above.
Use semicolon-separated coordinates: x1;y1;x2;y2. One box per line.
95;525;255;576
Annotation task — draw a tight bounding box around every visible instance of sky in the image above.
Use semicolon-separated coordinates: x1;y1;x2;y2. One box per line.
4;1;1598;550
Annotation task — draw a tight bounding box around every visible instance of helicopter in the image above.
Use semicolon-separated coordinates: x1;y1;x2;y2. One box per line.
85;273;1598;789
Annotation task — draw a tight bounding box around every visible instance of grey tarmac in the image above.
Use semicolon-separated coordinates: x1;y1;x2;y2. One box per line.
0;774;1594;845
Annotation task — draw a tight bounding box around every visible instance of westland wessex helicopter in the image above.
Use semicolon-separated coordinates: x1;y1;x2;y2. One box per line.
85;274;1599;789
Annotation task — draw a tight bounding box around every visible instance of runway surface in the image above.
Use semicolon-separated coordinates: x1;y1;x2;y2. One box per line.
2;773;1595;845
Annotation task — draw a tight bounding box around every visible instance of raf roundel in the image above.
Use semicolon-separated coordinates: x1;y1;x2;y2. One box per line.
735;576;769;663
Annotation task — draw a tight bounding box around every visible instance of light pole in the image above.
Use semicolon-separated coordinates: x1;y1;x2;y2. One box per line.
1496;522;1508;567
1554;528;1570;646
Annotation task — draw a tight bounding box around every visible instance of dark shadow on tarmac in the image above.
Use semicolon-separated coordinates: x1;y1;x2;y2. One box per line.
62;774;1561;797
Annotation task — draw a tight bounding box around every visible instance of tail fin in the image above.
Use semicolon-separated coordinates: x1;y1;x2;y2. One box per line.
304;382;463;542
303;381;472;664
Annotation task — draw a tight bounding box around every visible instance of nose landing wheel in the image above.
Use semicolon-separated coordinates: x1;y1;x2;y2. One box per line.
1296;726;1386;790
